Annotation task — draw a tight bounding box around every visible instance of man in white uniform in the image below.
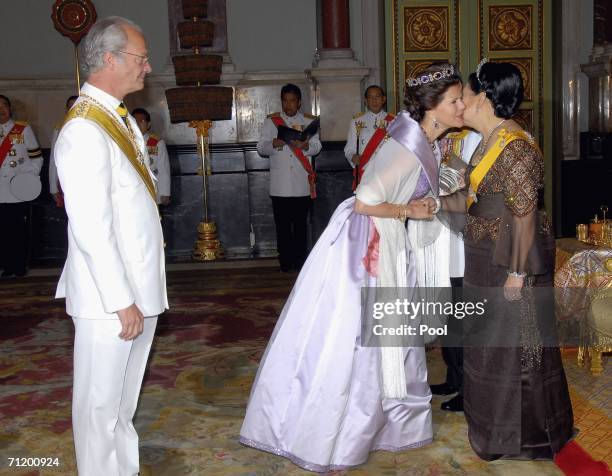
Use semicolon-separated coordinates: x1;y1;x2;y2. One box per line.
49;95;78;208
344;85;394;169
430;129;481;412
53;17;168;475
257;84;321;272
132;107;171;205
0;94;43;277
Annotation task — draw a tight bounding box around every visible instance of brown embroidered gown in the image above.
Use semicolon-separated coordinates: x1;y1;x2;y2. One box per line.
448;137;574;460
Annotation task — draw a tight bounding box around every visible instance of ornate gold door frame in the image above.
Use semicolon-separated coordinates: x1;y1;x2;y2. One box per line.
385;0;553;210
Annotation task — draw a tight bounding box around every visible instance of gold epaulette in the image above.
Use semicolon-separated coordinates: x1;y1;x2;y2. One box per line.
353;111;365;119
267;112;280;118
304;113;316;119
14;120;29;127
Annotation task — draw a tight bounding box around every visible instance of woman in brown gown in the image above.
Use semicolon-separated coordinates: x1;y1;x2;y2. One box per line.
432;61;574;461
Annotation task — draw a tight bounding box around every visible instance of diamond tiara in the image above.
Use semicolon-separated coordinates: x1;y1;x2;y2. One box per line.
406;65;455;88
476;57;489;84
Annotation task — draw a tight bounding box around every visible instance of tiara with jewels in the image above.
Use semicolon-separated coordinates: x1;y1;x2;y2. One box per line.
406;65;455;88
476;57;489;84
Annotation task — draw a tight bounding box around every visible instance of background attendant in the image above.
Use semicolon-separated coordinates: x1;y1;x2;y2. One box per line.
49;95;78;207
344;85;394;170
0;94;43;278
257;83;321;272
132;107;171;205
429;128;481;412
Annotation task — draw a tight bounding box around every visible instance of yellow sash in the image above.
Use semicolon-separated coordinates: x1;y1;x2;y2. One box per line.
467;129;535;208
63;101;157;203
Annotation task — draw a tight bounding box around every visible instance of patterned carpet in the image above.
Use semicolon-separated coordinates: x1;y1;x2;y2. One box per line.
0;267;610;475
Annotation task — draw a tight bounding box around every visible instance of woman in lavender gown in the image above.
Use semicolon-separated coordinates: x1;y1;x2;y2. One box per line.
240;63;466;472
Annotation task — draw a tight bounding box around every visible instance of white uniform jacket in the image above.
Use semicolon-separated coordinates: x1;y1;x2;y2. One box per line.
0;119;43;203
54;82;168;319
49;127;60;195
343;110;393;167
257;111;322;197
144;132;171;203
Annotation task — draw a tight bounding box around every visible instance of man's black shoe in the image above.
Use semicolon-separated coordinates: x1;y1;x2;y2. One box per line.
441;394;463;412
429;382;457;396
1;271;15;279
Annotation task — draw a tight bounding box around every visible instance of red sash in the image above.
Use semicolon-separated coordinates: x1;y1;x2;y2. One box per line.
0;123;26;169
352;127;387;191
146;136;159;147
270;115;317;199
383;113;395;123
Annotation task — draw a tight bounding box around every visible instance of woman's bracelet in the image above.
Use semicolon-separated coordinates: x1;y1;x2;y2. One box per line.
432;198;441;214
508;271;527;278
395;204;409;221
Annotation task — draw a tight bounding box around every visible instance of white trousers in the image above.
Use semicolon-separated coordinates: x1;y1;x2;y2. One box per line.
72;316;157;476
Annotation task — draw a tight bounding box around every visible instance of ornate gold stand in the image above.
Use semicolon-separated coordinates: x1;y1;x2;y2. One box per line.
190;120;224;260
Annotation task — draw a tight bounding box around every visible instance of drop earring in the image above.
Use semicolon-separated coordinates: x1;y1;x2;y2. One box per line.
433;117;439;129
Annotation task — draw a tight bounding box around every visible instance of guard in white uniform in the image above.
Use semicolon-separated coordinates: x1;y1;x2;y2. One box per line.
257;83;321;272
49;95;78;208
344;85;395;169
53;17;167;476
429;128;481;412
0;94;43;277
132;107;171;205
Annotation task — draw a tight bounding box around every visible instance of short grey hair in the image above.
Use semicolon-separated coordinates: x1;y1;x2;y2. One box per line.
80;16;143;77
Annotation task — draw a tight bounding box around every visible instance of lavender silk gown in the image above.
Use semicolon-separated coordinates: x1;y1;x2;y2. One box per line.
240;113;438;473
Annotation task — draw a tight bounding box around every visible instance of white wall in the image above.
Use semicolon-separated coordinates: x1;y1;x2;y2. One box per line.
226;0;317;71
0;0;376;146
0;0;170;79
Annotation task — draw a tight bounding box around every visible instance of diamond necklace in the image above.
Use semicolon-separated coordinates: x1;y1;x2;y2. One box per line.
473;118;506;165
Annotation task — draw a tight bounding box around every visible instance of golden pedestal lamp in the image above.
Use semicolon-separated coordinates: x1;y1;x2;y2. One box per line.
189;119;224;260
165;0;233;260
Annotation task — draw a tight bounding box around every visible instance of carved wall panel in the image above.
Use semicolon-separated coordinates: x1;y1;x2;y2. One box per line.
514;109;534;133
387;0;460;112
479;1;544;146
496;57;533;100
404;7;449;52
488;5;533;51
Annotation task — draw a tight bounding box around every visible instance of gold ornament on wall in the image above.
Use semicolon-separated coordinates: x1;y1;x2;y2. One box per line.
489;6;533;51
404;7;449;52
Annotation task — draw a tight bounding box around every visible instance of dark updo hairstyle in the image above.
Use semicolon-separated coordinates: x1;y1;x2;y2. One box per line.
404;63;462;123
468;62;523;119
